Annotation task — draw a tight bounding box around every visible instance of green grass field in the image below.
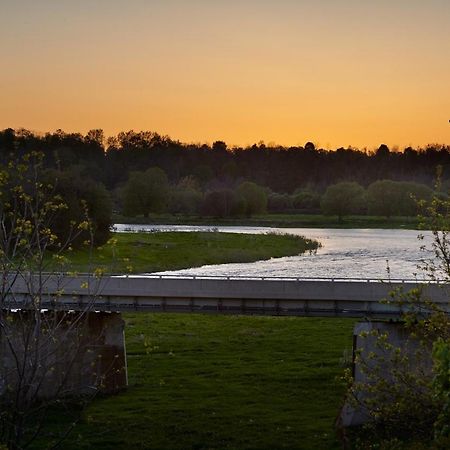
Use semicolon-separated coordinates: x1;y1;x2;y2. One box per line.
114;213;420;230
64;231;319;274
41;314;354;450
39;231;353;449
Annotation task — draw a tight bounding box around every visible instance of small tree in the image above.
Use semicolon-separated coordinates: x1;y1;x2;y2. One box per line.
0;151;118;449
122;167;169;217
321;182;365;222
367;179;432;218
236;181;267;216
366;179;400;218
343;190;450;448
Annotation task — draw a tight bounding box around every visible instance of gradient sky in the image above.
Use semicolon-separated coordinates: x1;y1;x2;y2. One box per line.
1;0;449;149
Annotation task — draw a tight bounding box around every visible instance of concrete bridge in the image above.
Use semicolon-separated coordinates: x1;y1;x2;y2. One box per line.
2;274;449;405
5;274;450;319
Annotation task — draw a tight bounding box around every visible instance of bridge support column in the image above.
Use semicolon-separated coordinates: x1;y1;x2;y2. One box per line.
339;320;431;428
0;311;127;399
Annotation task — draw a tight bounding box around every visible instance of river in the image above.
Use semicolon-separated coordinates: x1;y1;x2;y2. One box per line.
113;224;437;280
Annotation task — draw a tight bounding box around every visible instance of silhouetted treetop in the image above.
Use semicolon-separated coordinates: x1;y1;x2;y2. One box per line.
1;128;450;196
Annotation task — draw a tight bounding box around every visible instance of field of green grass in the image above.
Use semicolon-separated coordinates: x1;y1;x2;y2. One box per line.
64;231;319;274
114;213;420;230
39;231;354;449
40;314;354;450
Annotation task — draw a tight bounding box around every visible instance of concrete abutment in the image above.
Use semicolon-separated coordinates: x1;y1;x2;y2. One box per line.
0;311;128;399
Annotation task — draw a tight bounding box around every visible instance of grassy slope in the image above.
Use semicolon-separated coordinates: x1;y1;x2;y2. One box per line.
114;213;420;230
66;231;319;274
51;314;354;450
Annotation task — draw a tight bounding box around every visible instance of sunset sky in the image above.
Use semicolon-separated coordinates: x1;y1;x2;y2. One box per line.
1;0;449;149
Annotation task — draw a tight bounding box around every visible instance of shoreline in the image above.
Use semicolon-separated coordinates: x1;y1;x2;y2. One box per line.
66;231;320;274
113;213;421;230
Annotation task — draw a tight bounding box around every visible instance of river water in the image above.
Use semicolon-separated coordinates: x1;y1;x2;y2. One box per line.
113;224;437;280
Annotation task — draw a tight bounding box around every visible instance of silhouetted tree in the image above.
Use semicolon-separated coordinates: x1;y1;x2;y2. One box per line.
2;128;450;212
212;140;227;153
376;144;390;157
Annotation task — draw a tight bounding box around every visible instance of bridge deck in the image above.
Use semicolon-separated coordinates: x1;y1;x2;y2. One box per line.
3;275;449;318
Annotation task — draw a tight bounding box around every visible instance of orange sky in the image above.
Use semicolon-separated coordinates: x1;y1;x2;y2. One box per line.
1;0;449;149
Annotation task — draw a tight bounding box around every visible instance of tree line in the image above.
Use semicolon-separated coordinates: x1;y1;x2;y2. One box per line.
120;171;435;221
1;128;449;226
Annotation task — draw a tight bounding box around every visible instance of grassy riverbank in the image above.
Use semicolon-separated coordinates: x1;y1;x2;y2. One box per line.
40;314;354;450
66;231;319;274
114;213;420;230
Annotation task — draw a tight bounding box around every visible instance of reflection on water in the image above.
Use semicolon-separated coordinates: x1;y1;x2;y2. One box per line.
114;224;435;280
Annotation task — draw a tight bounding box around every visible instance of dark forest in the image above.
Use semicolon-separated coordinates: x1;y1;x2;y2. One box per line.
1;128;449;222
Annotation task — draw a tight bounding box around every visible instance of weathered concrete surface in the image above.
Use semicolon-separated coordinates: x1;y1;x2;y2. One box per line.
339;321;432;427
0;311;127;399
4;275;450;318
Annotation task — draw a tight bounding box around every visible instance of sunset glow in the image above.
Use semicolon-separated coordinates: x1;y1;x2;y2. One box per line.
1;0;449;148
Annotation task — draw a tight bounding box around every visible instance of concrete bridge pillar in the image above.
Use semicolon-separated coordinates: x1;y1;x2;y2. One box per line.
0;311;128;399
340;320;432;428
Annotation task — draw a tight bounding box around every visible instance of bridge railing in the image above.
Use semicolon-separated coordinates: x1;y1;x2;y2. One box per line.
36;272;435;283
